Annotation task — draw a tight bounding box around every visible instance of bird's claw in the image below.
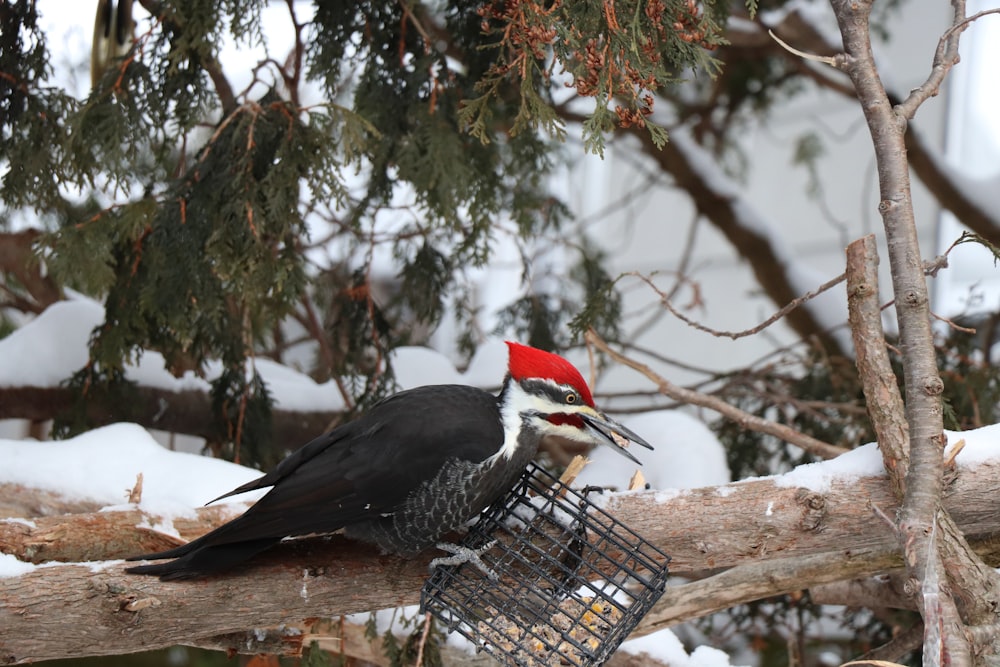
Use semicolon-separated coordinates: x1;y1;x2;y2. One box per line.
430;540;499;581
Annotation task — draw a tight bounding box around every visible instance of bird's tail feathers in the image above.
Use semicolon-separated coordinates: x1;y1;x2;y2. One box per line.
125;538;279;580
125;540;199;563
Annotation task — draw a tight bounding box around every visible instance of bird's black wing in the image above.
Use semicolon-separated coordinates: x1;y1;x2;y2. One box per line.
127;385;502;577
197;384;504;541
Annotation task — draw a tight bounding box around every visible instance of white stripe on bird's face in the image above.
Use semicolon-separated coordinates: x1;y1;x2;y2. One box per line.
489;378;600;463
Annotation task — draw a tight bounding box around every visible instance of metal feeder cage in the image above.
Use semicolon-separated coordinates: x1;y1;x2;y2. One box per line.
420;463;671;667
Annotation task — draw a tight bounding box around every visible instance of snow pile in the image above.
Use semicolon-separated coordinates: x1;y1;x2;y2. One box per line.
621;630;738;667
772;441;885;492
0;422;264;514
390;340;507;391
0;299;100;389
766;427;1000;493
951;423;1000;465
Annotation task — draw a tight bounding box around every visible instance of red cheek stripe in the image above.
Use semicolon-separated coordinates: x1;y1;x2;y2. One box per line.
546;414;584;428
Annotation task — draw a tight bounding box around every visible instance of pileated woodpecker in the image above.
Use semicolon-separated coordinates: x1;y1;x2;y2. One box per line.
126;342;652;580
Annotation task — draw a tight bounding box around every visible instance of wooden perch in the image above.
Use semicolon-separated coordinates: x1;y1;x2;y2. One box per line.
3;458;1000;663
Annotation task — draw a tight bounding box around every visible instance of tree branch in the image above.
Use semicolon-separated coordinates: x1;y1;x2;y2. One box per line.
5;457;1000;662
895;7;1000;120
0;385;335;447
846;234;909;495
584;329;848;459
554;104;851;357
632;128;851;358
0;504;248;564
624;269;847;342
0;230;61;313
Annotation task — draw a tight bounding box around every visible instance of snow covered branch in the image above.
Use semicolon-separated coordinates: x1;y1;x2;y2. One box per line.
4;440;1000;663
0;384;335;448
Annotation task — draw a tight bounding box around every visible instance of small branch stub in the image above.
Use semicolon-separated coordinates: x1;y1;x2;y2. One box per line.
767;29;838;66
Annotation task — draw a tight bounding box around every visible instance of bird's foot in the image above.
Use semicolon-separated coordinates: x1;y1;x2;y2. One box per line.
430;541;499;581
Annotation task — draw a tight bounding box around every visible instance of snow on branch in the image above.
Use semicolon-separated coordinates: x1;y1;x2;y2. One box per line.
0;299;512;444
3;428;1000;663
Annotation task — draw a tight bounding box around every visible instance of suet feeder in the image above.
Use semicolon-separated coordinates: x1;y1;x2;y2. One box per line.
421;463;670;667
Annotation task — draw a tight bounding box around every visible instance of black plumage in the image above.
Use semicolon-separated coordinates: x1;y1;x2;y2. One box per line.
127;385;524;580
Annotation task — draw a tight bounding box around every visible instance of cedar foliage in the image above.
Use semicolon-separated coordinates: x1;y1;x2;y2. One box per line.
0;0;727;465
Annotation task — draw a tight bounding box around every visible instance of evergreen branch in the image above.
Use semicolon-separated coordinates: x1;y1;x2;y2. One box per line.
135;0;237;114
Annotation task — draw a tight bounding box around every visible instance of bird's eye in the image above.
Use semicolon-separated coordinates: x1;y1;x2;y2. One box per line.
564;392;577;404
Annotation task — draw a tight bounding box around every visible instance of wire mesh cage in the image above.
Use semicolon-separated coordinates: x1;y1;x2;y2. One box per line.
420;463;670;667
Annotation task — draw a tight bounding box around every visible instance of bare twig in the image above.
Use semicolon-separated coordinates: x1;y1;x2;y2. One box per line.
414;612;433;667
557;106;850;356
895;6;1000;120
930;311;976;335
625;269;846;341
585;329;847;459
127;473;144;504
627;212;704;342
767;29;838;66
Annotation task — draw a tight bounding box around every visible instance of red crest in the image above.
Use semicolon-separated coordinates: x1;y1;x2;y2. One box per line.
505;342;595;407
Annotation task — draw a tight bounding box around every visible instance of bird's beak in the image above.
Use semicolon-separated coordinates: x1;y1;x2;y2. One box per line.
579;410;654;464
